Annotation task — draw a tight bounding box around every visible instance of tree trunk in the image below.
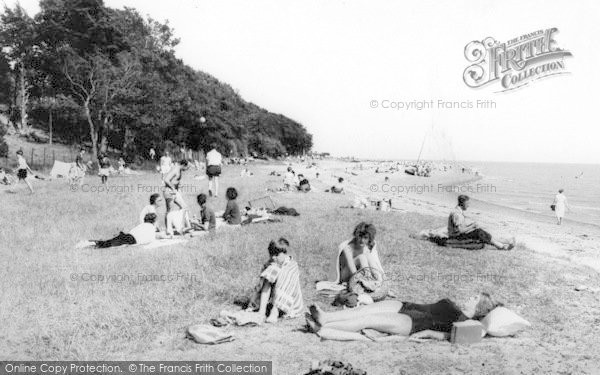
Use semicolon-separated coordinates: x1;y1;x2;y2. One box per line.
18;60;28;134
99;116;110;154
48;108;53;145
84;100;98;161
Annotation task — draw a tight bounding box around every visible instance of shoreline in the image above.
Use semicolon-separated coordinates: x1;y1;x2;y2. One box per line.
285;159;600;273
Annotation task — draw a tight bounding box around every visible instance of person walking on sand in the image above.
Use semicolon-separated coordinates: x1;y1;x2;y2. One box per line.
15;149;34;193
552;189;569;225
205;143;222;197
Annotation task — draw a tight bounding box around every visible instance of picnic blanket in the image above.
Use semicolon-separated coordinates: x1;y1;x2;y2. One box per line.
413;226;485;250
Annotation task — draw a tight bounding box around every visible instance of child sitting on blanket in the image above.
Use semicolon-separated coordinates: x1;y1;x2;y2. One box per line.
248;238;304;323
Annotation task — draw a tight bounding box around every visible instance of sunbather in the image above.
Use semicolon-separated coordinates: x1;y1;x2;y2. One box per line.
449;195;514;250
92;213;161;248
306;293;502;341
139;193;162;226
248;238;304;322
338;222;384;285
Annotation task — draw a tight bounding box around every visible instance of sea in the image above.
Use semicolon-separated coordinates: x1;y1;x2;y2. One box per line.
464;162;600;227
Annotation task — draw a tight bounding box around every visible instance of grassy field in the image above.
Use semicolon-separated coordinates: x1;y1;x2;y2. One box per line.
1;164;599;374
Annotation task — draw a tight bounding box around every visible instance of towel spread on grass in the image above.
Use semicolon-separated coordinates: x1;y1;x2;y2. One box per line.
260;257;304;317
315;240;384;294
75;238;187;250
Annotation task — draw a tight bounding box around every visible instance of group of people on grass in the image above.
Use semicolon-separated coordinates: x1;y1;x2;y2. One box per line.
239;220;505;343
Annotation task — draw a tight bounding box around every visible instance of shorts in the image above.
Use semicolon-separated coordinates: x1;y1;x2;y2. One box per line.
206;165;221;178
164;188;186;210
17;169;27;180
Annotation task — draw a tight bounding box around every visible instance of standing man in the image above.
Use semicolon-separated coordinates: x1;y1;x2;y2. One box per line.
160;150;173;178
15;149;34;193
552;189;569;225
163;159;190;213
205;143;222;197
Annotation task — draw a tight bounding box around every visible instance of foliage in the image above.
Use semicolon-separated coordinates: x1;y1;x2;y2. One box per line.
0;1;312;159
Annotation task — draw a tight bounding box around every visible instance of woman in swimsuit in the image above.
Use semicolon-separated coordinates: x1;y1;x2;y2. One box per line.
306;293;502;341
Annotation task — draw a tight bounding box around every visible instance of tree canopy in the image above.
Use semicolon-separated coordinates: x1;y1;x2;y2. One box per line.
0;0;312;161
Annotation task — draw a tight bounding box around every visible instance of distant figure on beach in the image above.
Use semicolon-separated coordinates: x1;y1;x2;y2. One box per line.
283;166;296;191
15;149;34;193
206;143;222;197
552;189;569;225
448;195;514;250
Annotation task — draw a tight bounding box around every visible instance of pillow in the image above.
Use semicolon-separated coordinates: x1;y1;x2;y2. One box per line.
481;307;531;337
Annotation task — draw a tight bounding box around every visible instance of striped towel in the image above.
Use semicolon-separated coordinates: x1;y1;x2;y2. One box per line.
260;258;304;317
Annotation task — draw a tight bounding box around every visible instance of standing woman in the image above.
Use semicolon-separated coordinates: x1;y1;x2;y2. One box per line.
553;189;569;225
16;149;34;193
98;153;111;185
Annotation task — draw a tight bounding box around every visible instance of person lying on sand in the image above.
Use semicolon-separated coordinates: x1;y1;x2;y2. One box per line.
247;238;304;323
305;293;502;342
449;195;514;250
91;213;166;248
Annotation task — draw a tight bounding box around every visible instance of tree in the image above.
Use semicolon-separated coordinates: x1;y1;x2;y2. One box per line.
59;48;140;160
0;4;38;133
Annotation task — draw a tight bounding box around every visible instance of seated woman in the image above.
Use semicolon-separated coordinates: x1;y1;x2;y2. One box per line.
297;174;311;192
331;177;345;194
139;193;163;227
248;238;304;323
92;213;160;248
305;293;502;341
339;222;384;284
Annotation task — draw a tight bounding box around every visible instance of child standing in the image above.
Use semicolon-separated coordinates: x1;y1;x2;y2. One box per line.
250;238;304;323
16;150;34;193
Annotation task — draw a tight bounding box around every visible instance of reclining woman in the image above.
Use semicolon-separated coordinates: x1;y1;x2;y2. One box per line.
91;213;161;248
306;293;502;341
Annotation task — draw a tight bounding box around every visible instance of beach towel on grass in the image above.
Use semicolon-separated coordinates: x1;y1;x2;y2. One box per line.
315;240;384;294
75;238;187;250
260;258;304;317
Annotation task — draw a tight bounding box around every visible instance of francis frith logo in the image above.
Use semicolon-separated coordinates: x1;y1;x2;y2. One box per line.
463;28;572;92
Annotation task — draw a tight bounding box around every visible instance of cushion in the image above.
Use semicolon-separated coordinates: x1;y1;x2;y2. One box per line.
481;307;531;337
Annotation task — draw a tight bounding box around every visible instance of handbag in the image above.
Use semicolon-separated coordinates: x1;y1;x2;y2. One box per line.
348;267;388;302
550;204;556;211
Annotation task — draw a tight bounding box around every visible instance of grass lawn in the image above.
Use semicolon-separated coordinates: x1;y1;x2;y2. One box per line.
1;164;599;374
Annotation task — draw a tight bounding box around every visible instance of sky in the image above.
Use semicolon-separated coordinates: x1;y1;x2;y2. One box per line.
9;0;600;163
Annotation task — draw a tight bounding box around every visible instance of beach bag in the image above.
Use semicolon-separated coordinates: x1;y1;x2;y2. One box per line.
550;204;556;211
348;267;388;302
